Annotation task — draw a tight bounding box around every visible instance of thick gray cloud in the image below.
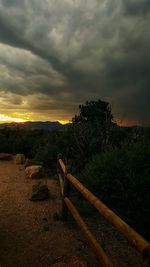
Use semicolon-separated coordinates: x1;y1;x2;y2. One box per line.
0;0;150;124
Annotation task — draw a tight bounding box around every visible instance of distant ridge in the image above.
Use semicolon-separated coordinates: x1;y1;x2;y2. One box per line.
0;121;70;131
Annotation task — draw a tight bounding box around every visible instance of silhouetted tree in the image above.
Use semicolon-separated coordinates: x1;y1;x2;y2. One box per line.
70;99;113;172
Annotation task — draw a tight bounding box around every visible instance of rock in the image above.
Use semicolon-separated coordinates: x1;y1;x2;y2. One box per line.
24;158;34;169
0;153;13;160
43;225;49;231
30;183;49;201
15;154;26;164
53;212;61;221
25;165;44;179
42;217;49;231
42;217;48;222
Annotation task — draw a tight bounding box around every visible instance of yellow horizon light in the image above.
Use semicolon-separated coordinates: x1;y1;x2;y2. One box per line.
58;120;70;124
0;114;26;123
0;113;70;124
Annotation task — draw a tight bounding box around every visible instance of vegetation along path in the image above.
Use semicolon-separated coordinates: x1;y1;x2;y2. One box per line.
0;160;148;267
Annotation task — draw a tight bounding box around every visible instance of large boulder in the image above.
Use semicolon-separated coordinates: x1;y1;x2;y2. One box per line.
30;183;49;201
0;153;13;160
25;165;44;179
15;154;26;164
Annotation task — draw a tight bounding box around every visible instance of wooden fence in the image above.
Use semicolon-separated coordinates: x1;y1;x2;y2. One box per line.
57;156;150;267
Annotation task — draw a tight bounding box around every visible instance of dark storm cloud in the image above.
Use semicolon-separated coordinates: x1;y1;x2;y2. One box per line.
0;0;150;124
0;12;64;74
123;0;150;16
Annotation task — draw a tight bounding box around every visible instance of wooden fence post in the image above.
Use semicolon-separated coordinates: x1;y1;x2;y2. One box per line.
61;166;70;220
57;154;70;220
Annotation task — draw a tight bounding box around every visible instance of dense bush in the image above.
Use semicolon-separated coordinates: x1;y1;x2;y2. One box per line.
0;128;69;166
33;129;69;165
81;139;150;239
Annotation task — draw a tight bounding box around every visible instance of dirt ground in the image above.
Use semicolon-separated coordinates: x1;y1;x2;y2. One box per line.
0;160;148;267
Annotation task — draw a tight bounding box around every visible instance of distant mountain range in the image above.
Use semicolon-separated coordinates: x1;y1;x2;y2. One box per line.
0;121;70;131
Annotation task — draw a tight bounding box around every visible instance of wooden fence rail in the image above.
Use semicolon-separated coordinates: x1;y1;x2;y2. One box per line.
57;156;150;267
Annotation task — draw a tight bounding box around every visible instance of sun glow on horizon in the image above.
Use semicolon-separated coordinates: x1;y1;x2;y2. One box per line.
0;113;140;126
58;120;70;124
0;113;71;124
0;114;27;123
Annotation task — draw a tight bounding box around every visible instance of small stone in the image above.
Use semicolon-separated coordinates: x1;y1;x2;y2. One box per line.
42;217;48;222
53;212;61;221
43;226;49;231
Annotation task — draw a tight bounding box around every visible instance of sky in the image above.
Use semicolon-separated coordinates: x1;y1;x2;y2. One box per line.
0;0;150;125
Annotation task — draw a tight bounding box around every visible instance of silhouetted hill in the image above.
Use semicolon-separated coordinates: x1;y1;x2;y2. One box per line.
0;121;70;131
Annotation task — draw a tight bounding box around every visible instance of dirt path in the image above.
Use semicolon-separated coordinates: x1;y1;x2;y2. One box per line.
0;160;148;267
0;160;92;267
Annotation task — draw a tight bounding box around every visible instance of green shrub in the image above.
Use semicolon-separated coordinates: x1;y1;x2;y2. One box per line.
34;142;59;165
81;140;150;239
